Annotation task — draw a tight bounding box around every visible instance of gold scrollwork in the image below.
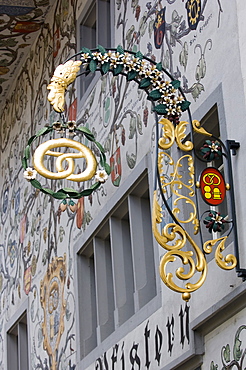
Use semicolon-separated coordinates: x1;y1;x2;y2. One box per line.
158;118;193;151
203;237;237;270
158;152;199;234
158;118;175;149
175;121;193;151
152;191;207;301
33;138;97;182
192;119;212;136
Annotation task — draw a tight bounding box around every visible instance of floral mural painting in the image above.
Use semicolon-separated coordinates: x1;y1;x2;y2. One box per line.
0;0;54;106
117;0;222;101
210;325;246;369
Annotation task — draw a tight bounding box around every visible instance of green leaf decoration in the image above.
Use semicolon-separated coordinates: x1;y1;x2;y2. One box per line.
101;61;110;75
99;152;106;167
36;126;52;137
156;62;163;71
117;45;124;54
24;145;30;160
41;188;55;196
222;344;230;363
81;47;92;56
52;192;67;200
210;361;218;370
98;44;106;54
171;80;181;89
137;114;143;135
148;89;162;101
113;64;124;76
79;189;95;197
59;188;80;197
62;187;79;194
105;162;111;175
22;158;27;170
30;179;42;189
28;135;36;146
135;51;143;60
89;59;97;72
153;104;167;115
76;127;95;141
139;77;151;89
90;182;101;190
95;141;104;153
127;70;138;81
233;325;246;361
76;126;93;135
180;100;191;111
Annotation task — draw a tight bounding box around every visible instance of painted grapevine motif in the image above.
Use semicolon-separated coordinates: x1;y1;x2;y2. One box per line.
117;0;222;101
210;325;246;369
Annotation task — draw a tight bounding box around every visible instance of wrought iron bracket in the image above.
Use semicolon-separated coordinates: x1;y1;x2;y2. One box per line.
227;140;240;156
226;140;246;279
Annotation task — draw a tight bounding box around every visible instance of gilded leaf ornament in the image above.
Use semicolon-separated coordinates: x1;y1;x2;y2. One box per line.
158;118;193;151
158;118;175;149
47;60;82;112
203;237;237;270
175;121;193;151
192;119;212;136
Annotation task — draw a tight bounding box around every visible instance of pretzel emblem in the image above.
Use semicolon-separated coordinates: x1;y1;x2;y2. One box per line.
33;138;97;182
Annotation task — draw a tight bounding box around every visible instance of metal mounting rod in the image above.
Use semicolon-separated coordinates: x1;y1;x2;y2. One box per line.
226;140;246;279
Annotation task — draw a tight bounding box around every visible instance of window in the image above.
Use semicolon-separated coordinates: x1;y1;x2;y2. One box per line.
7;312;29;370
79;0;112;97
77;170;158;360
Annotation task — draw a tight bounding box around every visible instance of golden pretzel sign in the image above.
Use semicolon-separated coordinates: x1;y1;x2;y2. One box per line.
33;138;97;182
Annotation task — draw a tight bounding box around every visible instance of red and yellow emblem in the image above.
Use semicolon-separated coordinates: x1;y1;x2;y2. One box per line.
200;167;226;206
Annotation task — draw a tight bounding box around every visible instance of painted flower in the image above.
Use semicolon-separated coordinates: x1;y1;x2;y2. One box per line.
95;169;108;183
204;210;228;233
81;53;91;62
23;167;37;180
93;51;102;60
53;121;63;131
98;53;109;64
67;120;76;131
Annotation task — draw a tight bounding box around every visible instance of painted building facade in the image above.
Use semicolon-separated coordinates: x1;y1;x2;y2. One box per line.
1;0;246;369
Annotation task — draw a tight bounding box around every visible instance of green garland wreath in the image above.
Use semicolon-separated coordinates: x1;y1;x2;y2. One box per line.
22;123;111;200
